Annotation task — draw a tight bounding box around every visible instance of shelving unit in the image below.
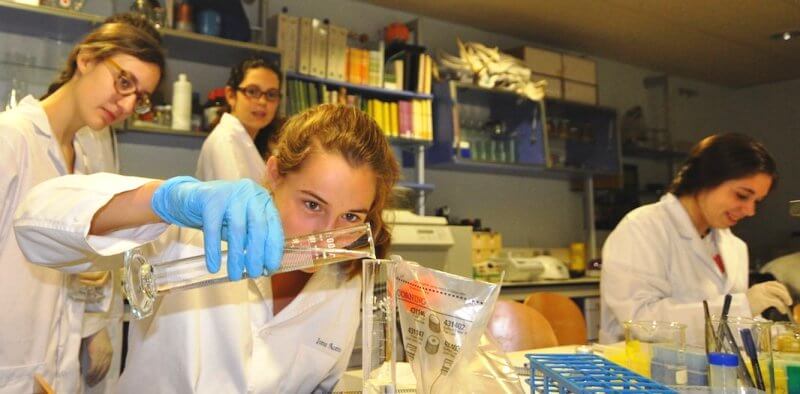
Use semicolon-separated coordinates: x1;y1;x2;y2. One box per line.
0;2;282;65
543;98;620;174
428;80;620;258
287;72;433;101
160;28;280;66
428;80;619;177
0;2;102;41
121;121;208;138
428;81;547;171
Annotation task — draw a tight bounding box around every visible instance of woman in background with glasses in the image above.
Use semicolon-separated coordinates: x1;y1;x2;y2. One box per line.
0;13;164;393
196;57;282;182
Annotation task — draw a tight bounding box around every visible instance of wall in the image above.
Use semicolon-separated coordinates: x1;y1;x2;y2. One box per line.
721;80;800;264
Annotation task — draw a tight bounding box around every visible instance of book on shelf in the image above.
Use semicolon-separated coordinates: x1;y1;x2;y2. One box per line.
383;59;404;91
309;18;327;78
285;79;433;141
266;13;298;72
385;42;429;93
325;24;347;81
268;12;427;95
297;17;313;75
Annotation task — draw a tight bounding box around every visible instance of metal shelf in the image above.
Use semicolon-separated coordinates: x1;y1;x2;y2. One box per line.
430;157;595;180
396;181;434;192
0;2;102;42
120;122;208;138
454;82;540;101
161;28;280;66
388;136;432;150
622;144;687;160
0;2;281;66
287;72;433;100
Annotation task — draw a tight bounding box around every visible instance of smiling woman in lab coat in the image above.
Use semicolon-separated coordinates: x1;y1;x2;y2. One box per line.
196;57;282;181
600;133;791;345
14;104;400;393
0;14;164;393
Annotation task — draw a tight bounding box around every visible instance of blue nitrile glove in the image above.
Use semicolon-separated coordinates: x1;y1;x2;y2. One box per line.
151;176;284;280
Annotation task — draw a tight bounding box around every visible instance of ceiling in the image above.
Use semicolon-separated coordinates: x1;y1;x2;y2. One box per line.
362;0;800;87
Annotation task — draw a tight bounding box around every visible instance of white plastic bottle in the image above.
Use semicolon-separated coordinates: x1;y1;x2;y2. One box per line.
171;73;192;131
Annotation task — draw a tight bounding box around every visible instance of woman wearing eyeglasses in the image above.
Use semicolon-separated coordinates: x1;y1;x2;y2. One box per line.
0;13;164;392
195;57;282;182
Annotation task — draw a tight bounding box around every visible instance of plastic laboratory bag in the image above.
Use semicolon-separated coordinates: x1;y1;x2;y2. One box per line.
395;260;523;393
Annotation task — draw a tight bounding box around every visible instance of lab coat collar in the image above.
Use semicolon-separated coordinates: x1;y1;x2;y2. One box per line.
661;193;700;241
662;193;729;282
218;112;251;140
17;95;71;175
17;95;54;139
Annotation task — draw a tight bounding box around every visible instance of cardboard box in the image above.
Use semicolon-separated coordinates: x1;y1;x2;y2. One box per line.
507;46;562;77
563;54;597;84
532;73;563;99
564;80;597;105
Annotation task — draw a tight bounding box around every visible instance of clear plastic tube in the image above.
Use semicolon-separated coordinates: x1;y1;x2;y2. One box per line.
123;223;374;319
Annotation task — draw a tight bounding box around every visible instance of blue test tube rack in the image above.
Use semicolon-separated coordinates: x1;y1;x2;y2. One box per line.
526;354;678;393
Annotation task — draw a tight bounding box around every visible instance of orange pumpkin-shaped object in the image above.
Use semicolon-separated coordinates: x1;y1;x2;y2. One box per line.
385;22;410;43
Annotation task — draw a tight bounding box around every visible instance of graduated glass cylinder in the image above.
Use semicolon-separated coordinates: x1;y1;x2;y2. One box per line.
624;320;687;385
123;223;374;319
362;257;399;393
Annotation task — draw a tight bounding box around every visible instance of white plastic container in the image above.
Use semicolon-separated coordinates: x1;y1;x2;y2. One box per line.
171;73;192;131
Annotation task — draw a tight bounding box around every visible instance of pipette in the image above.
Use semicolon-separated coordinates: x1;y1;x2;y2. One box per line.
123;223;374;319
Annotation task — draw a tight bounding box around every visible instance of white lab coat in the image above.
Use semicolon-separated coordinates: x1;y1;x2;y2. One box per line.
14;173;363;393
0;96;114;393
600;193;752;346
74;126;125;394
196;112;266;182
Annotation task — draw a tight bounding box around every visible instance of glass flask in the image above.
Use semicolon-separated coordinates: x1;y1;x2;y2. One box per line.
123;223;374;319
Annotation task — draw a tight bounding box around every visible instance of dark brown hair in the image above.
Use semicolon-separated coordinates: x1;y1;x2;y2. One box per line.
669;133;777;196
42;13;165;99
226;56;282;91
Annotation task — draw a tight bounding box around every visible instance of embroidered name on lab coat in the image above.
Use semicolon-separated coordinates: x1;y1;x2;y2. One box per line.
315;337;342;353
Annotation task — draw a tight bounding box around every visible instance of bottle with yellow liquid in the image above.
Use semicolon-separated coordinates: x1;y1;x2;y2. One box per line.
568;242;586;278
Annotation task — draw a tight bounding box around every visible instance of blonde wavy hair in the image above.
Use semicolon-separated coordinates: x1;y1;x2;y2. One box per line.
272;104;400;271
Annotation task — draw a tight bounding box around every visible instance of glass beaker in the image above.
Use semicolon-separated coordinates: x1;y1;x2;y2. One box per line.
624;320;687;385
123;223;374;319
772;322;800;394
709;315;775;393
362;257;400;393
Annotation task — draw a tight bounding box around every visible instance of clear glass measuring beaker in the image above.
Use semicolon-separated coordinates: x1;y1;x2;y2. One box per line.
624;320;687;385
708;315;775;393
123;223;374;319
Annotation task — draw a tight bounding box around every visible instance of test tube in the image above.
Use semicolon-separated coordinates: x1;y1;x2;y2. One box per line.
123;223;374;319
362;257;399;393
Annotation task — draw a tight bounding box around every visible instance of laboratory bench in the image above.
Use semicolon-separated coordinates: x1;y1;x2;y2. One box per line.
499;276;600;300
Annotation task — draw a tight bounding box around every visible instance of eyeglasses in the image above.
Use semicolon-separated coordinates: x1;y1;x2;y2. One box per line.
104;58;152;115
237;85;281;102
